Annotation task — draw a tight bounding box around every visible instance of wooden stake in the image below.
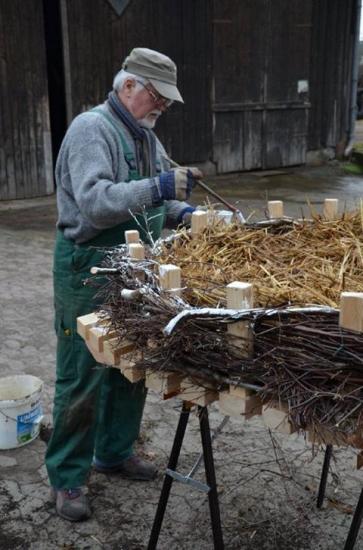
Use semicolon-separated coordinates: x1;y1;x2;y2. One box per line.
191;211;208;236
128;243;145;260
226;282;254;356
323;198;339;220
339;292;363;333
268;200;284;218
124;229;140;244
159;264;182;295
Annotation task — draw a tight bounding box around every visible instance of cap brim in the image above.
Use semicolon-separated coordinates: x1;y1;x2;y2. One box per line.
149;78;184;103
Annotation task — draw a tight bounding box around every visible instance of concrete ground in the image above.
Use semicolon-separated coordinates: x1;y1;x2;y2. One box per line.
0;162;363;549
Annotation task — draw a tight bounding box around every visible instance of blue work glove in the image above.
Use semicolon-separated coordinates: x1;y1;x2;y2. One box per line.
177;206;195;226
158;167;203;201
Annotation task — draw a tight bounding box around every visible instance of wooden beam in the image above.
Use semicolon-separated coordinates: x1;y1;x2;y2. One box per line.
179;377;218;406
88;326;117;353
267;200;284;218
77;312;101;340
119;357;144;383
145;371;183;394
339;292;363;333
262;402;296;435
103;338;135;366
219;386;262;419
323;198;339;220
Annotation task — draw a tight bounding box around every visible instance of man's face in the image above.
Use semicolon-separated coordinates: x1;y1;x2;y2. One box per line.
119;79;171;128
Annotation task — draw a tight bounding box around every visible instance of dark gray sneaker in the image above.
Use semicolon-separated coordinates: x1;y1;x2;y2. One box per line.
51;488;91;521
93;455;158;480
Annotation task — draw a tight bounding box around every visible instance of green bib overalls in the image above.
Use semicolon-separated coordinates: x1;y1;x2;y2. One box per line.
45;111;165;489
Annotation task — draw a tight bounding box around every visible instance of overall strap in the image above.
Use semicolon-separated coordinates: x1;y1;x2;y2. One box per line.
90;108;138;178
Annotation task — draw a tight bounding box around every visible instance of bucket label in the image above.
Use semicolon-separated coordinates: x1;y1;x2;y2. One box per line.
17;403;43;444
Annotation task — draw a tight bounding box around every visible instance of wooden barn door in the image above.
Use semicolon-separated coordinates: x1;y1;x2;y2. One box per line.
213;0;313;172
0;0;53;199
60;0;212;166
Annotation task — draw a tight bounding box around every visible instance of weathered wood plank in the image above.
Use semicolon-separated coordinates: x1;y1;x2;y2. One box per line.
0;0;51;199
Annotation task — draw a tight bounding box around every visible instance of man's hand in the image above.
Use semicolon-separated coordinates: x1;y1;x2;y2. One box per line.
158;167;203;201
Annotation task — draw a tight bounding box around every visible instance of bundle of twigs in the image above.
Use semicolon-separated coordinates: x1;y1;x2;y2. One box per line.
92;236;363;440
159;210;363;308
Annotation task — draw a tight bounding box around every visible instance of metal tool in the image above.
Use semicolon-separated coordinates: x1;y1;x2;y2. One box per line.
163;156;246;223
166;414;230;492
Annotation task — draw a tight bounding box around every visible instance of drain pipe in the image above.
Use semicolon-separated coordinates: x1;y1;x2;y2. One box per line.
345;0;362;156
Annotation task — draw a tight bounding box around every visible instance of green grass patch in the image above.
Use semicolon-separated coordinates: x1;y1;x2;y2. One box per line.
343;162;363;175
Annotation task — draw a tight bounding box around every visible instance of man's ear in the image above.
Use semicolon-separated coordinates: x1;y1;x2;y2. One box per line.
124;78;136;94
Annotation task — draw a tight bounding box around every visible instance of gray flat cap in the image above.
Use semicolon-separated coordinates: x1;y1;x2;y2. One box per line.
122;47;183;103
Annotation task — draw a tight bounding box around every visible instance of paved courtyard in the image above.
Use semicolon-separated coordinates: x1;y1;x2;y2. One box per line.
0;164;362;549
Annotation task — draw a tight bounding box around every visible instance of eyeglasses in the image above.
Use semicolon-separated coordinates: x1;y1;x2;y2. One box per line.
136;80;173;108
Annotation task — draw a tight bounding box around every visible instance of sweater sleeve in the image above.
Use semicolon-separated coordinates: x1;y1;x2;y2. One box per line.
59;114;161;230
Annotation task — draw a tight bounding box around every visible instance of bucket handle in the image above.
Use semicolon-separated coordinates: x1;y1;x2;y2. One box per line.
0;409;44;425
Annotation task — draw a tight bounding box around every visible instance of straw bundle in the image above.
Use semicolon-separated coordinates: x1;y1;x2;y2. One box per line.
159;211;363;308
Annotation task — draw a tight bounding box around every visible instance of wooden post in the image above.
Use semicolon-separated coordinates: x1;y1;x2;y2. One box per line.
191;210;208;236
323;198;339;220
159;264;182;295
339;292;363;333
124;229;140;244
128;243;145;260
267;200;284;218
226;282;254;357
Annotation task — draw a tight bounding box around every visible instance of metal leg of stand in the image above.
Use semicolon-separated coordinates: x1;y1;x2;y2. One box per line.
344;488;363;550
198;406;224;550
317;444;333;508
147;402;191;550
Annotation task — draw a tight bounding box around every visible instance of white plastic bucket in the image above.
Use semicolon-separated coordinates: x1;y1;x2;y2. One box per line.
0;375;43;449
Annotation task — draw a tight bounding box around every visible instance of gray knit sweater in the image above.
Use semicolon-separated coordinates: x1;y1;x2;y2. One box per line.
55;102;191;243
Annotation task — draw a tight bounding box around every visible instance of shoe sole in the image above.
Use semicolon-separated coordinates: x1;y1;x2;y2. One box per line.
56;509;91;522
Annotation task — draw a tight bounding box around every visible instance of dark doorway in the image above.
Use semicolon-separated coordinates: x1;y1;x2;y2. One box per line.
42;0;67;169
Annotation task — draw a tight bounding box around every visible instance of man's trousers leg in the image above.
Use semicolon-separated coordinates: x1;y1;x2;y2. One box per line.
94;368;147;464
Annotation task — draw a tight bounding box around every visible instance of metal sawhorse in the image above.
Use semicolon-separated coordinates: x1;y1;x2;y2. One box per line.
317;444;363;550
147;401;225;549
148;407;362;549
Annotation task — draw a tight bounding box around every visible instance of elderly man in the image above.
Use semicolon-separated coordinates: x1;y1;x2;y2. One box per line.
45;47;201;521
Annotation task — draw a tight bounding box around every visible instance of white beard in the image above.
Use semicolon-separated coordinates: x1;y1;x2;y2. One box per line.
139;110;162;129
